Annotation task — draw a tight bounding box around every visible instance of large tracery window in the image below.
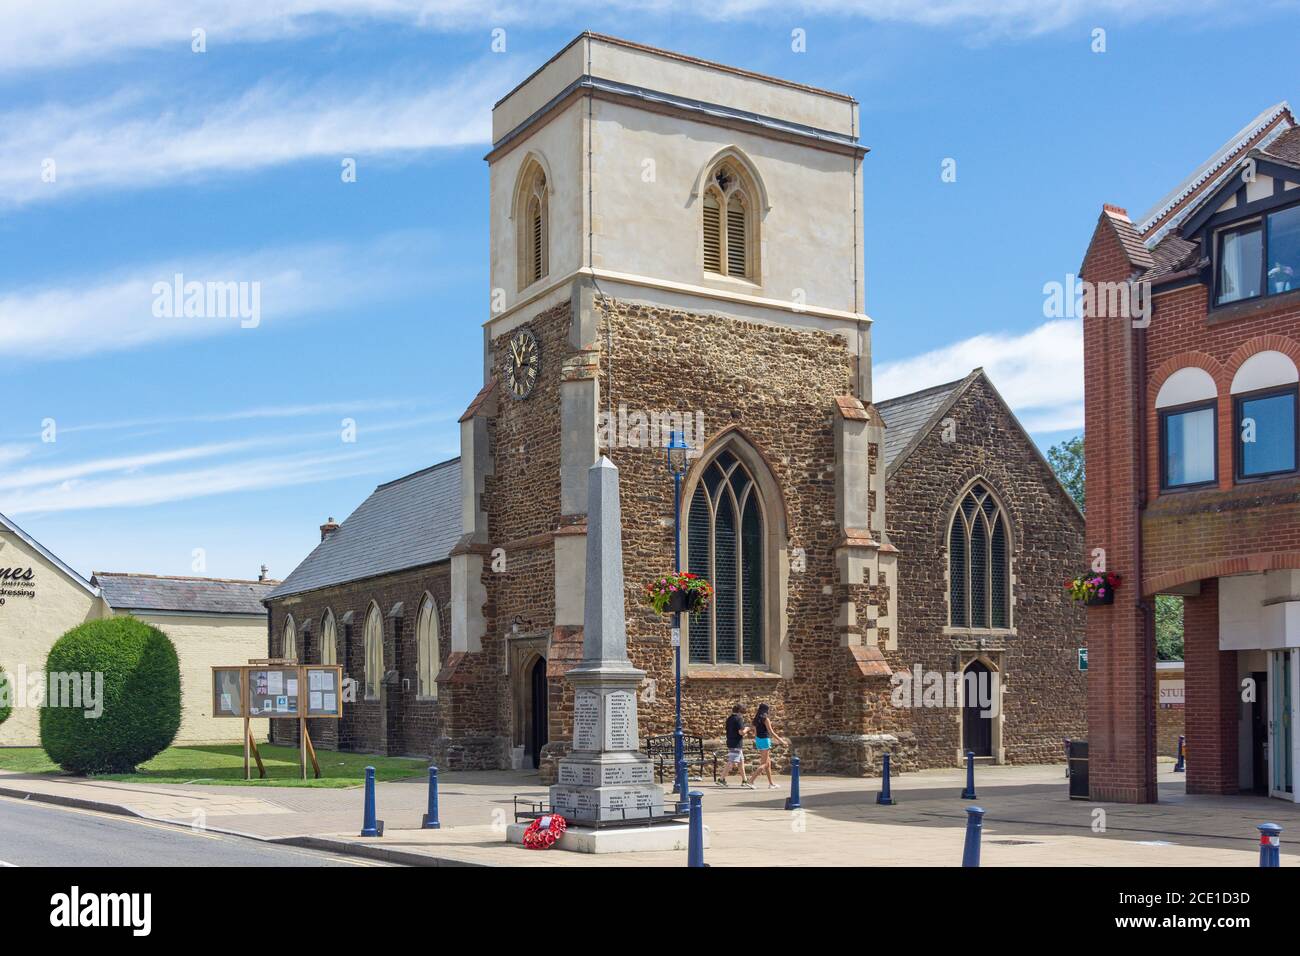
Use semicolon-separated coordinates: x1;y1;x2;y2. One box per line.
687;448;766;665
701;161;757;281
948;482;1011;630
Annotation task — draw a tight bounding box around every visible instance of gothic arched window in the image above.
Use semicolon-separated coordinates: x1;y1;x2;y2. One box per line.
320;610;337;665
948;482;1011;630
701;161;757;280
686;447;767;665
516;160;548;290
416;593;440;698
282;615;297;661
364;603;384;700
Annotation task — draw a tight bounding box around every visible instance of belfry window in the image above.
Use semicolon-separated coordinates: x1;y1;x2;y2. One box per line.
687;448;766;665
701;162;757;281
948;483;1011;630
517;161;548;290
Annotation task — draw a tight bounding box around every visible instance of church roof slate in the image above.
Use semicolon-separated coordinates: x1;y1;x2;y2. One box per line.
874;377;967;473
265;458;461;603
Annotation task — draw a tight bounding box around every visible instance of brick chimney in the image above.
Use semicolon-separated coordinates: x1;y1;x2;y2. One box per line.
320;517;340;541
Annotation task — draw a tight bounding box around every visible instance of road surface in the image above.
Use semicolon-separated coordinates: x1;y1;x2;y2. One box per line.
0;796;389;867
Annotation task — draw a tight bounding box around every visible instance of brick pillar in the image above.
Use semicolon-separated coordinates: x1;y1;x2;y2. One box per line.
1183;579;1239;795
1082;207;1157;803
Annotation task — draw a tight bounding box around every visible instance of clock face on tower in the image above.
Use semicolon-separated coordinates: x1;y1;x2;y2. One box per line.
505;327;541;400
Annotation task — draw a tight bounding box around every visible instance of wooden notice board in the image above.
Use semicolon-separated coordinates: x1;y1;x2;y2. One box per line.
211;662;344;780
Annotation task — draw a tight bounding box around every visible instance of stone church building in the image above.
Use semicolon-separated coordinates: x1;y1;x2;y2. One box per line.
264;34;1085;775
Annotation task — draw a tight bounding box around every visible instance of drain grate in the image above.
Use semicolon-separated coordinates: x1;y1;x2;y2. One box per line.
987;839;1041;846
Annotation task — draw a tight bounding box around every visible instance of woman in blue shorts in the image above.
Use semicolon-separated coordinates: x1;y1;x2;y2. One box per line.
746;702;788;790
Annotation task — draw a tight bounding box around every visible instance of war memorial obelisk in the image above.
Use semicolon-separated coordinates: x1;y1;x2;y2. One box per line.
509;456;692;853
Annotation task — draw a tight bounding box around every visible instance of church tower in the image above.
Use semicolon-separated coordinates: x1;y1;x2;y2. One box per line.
445;34;901;775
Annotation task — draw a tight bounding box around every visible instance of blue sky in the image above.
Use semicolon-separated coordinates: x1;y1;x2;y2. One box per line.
1;1;1296;582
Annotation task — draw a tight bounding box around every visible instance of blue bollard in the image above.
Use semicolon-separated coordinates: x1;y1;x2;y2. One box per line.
1174;735;1186;773
1259;823;1282;868
961;750;978;799
876;752;896;805
687;790;706;868
961;806;985;867
360;766;380;837
421;765;441;829
676;757;690;813
784;756;802;811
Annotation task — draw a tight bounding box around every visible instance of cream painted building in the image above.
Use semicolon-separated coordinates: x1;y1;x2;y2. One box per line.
0;512;274;748
93;572;274;744
0;513;105;747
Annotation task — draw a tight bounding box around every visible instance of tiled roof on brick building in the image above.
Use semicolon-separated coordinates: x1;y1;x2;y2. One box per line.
1136;101;1294;244
94;572;277;616
1261;125;1300;166
266;457;461;601
1140;233;1201;283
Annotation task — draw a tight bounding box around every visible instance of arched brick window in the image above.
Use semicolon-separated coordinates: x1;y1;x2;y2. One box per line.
948;482;1011;630
1231;350;1298;480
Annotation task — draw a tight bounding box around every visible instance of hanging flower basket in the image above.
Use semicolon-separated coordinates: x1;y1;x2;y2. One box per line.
642;572;713;615
521;813;567;849
1065;572;1122;606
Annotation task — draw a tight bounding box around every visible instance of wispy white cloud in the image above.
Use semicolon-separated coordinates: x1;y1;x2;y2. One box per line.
50;399;426;437
0;445;31;468
0;0;1250;72
0;444;392;516
0;440;264;492
874;318;1083;435
0;230;437;361
0;71;498;206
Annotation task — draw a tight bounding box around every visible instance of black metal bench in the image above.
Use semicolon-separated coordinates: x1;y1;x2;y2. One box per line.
643;734;717;783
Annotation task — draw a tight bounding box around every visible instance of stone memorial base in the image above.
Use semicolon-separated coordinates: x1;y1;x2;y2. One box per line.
506;821;705;854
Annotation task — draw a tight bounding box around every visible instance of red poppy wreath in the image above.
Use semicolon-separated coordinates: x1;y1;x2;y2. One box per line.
522;814;568;849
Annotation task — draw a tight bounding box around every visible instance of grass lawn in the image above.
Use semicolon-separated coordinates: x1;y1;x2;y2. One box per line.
0;744;427;788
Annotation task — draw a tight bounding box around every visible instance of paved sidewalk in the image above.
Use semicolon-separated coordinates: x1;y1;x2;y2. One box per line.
2;762;1295;866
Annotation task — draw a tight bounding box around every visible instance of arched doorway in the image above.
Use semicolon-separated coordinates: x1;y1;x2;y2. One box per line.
529;657;549;769
962;660;994;758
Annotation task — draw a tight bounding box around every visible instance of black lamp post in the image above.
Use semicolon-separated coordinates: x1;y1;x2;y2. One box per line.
667;429;690;811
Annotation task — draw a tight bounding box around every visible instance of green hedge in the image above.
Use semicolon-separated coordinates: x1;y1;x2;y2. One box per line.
0;667;10;727
40;617;181;774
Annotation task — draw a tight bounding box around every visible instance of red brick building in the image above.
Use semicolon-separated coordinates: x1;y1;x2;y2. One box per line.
1082;103;1300;802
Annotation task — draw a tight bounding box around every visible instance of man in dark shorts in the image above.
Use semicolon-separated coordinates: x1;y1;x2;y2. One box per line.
718;704;752;788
